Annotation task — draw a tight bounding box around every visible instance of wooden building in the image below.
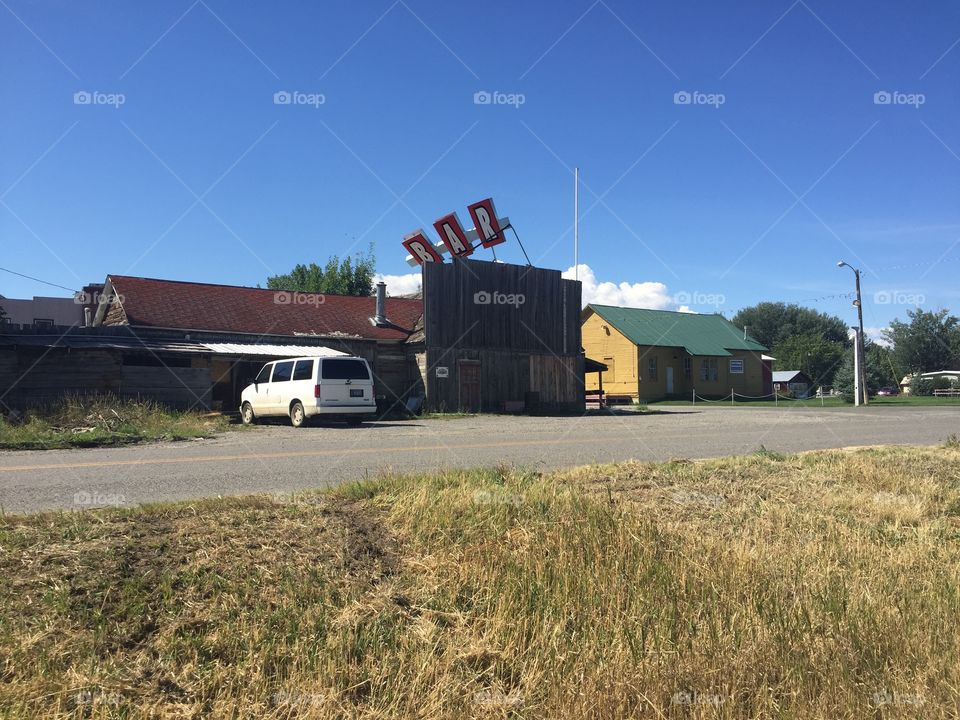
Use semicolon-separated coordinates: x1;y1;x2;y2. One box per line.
582;304;769;402
419;260;583;412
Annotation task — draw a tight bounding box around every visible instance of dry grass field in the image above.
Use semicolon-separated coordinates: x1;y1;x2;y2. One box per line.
1;444;959;718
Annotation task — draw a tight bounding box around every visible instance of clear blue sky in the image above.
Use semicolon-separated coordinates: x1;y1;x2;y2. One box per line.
2;0;958;337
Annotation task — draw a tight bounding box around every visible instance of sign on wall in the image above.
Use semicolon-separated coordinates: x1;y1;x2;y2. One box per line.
403;197;509;266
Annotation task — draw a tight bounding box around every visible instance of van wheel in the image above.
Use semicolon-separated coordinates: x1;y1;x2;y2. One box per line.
290;401;306;427
241;402;256;425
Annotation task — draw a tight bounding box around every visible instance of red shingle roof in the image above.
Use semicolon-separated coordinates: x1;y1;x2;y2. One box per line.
106;275;422;341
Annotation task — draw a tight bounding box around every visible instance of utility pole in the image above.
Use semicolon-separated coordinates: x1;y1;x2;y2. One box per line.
838;261;869;405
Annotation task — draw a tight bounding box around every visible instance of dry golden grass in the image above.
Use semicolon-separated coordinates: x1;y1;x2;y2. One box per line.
1;445;959;718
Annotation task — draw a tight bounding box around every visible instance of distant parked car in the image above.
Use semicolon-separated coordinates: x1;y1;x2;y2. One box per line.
876;386;900;396
240;356;376;427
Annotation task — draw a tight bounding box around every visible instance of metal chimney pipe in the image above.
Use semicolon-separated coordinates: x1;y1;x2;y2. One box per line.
374;281;387;325
84;307;92;327
743;325;748;340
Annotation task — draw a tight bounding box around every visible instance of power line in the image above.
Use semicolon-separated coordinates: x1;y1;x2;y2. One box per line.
0;266;79;295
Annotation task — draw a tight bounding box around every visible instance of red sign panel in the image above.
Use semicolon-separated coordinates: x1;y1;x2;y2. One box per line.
467;198;505;248
433;212;473;258
402;230;444;265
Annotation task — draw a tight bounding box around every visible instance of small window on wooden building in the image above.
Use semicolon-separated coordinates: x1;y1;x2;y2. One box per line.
683;357;692;380
603;356;615;382
647;357;658;380
729;359;744;374
700;359;718;382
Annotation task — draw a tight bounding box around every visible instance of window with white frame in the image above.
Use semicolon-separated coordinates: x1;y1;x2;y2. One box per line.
729;359;744;374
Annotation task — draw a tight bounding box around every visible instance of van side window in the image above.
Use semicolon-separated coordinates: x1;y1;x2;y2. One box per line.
271;361;294;382
293;359;314;381
255;364;272;383
321;358;370;380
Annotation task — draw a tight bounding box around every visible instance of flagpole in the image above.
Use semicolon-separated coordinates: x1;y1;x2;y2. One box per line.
574;167;579;280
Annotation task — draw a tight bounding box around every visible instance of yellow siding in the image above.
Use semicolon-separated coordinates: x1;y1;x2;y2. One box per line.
636;345;683;401
583;310;768;401
582;312;638;396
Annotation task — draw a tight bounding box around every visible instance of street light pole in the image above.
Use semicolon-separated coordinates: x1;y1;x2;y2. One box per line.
838;261;868;405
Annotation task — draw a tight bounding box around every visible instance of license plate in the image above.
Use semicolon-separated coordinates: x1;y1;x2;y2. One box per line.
350;389;364;398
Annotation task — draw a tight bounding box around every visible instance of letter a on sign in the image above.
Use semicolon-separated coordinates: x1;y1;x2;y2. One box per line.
433;212;473;258
402;230;444;265
467;198;505;248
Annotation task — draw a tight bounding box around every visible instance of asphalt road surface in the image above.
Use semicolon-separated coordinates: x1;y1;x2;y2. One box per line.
1;406;957;514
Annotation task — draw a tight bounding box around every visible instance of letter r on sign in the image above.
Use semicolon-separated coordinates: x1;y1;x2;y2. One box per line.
467;198;505;248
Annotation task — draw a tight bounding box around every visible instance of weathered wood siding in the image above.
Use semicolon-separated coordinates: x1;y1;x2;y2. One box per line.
0;349;121;409
119;366;212;409
423;260;583;412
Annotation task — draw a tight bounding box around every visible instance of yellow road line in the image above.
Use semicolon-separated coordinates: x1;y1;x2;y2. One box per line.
0;437;594;473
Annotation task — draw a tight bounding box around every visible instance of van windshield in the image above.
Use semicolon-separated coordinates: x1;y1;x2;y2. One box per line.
255;365;272;383
322;359;370;380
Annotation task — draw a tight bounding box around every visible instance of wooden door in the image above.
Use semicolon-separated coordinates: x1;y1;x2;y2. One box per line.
458;361;481;412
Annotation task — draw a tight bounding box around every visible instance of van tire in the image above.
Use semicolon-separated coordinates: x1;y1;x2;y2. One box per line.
241;402;256;425
289;401;306;428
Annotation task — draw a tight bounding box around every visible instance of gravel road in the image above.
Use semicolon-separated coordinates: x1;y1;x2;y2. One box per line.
1;405;957;513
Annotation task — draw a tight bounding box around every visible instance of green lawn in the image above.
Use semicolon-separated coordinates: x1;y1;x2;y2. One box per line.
648;395;960;408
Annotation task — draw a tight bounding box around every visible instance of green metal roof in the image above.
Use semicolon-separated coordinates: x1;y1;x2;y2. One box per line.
586;305;768;357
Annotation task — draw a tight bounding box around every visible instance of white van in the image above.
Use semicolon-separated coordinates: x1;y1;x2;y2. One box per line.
239;356;376;427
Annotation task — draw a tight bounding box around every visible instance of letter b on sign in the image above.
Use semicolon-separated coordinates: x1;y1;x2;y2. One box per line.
402;230;443;265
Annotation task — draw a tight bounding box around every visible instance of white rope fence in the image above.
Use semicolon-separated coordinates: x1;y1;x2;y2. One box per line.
691;389;829;406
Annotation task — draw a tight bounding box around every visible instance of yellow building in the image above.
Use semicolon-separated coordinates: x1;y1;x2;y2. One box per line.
582;305;770;402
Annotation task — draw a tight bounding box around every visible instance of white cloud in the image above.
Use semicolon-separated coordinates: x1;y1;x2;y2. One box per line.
864;326;892;347
374;272;421;296
376;263;699;312
562;264;693;312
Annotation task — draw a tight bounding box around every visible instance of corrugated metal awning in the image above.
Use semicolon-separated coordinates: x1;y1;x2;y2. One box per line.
202;343;346;358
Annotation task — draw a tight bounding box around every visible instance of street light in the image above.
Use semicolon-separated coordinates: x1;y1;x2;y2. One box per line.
838;260;868;405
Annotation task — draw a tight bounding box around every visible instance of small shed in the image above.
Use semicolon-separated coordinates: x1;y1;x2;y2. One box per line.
772;370;813;398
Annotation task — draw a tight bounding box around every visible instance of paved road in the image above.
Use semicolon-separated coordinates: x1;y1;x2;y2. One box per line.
1;406;957;513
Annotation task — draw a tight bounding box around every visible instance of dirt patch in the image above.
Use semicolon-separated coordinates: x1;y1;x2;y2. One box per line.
0;494;402;716
324;496;399;580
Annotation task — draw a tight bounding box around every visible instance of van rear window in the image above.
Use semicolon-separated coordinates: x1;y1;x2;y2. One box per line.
293;359;314;381
271;361;294;382
322;359;370;380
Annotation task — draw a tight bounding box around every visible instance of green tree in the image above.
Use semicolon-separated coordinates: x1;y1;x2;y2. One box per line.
732;302;850;349
883;308;960;374
770;333;846;387
834;342;899;401
732;302;851;386
267;248;376;296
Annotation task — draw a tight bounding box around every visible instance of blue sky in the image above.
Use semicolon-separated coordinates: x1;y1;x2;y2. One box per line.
2;0;959;338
